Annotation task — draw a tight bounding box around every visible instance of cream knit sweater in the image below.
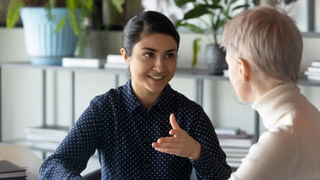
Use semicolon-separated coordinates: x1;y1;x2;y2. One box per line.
229;83;320;180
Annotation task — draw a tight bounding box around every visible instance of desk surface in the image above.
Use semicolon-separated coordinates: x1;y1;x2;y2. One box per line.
0;144;42;180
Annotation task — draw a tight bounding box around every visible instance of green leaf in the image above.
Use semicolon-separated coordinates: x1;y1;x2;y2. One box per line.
55;15;66;33
183;5;210;20
175;0;196;7
112;0;125;13
175;20;182;27
213;0;220;4
228;0;238;5
76;30;87;57
45;0;55;21
192;38;201;67
221;8;232;20
232;4;249;11
66;0;81;35
84;0;94;11
207;4;223;10
68;9;80;35
177;22;204;34
6;0;24;28
67;0;77;9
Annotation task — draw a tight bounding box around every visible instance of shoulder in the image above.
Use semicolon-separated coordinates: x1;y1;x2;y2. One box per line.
253;126;296;159
88;86;125;112
173;90;203;112
171;89;210;127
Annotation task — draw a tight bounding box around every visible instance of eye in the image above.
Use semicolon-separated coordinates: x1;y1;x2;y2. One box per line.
143;52;154;58
165;52;177;59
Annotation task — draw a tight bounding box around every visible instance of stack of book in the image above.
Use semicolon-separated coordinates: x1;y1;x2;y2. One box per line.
216;128;254;169
304;61;320;81
0;160;26;179
25;125;70;151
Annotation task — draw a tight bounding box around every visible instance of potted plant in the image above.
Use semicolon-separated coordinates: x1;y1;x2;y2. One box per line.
175;0;249;75
5;0;125;65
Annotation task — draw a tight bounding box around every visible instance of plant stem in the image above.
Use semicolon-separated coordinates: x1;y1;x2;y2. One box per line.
213;31;217;44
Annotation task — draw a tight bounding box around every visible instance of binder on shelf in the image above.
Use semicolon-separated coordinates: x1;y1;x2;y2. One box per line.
62;57;106;68
0;160;26;179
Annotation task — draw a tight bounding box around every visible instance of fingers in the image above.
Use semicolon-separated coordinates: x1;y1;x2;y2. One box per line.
156;137;174;143
169;113;180;130
152;141;182;156
153;146;182;156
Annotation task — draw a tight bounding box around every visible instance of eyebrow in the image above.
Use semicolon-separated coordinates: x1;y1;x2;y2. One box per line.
142;47;177;53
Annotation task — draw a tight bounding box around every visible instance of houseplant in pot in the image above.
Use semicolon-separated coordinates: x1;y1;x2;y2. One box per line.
5;0;125;65
175;0;249;75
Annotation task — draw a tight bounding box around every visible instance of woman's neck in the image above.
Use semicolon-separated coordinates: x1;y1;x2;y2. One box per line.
251;76;285;101
132;86;161;109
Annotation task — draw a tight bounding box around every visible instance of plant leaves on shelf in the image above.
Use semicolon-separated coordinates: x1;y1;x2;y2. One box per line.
192;38;201;67
6;0;24;28
176;21;204;34
175;0;196;7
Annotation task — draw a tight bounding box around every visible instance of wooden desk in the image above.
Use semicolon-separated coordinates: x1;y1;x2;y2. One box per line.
0;144;42;180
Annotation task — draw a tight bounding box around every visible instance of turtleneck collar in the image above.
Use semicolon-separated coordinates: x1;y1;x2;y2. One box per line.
251;83;301;130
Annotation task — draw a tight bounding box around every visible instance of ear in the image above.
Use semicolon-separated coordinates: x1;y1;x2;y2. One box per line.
237;58;251;82
120;48;130;66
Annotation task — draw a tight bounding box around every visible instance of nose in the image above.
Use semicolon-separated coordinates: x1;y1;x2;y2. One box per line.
153;56;165;72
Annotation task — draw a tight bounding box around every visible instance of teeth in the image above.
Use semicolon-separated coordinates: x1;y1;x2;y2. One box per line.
150;75;163;80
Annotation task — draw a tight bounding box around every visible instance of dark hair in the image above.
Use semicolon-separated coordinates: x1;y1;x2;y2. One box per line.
122;11;180;56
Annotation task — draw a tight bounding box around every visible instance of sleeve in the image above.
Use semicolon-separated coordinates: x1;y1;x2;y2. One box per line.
189;106;232;180
229;129;296;180
39;97;103;180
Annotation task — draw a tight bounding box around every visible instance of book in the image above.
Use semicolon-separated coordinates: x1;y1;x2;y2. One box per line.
219;136;254;148
222;147;250;154
304;71;320;77
306;67;320;73
62;57;106;68
106;54;124;63
226;157;243;163
25;141;61;151
306;76;320;81
0;160;26;179
215;128;242;135
227;161;242;168
104;54;127;69
25;125;69;142
311;61;320;67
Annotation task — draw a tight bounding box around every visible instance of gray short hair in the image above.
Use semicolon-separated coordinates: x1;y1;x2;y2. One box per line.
222;6;303;83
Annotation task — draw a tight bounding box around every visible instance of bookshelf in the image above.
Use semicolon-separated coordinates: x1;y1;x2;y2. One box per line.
2;62;320;169
0;62;271;152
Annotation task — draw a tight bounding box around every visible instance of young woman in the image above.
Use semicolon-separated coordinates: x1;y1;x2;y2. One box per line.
222;6;320;180
39;11;231;179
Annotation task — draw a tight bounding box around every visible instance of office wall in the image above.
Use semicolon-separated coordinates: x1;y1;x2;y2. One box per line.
1;28;320;141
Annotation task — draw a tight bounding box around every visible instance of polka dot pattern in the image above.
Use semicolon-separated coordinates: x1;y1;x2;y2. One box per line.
39;80;231;179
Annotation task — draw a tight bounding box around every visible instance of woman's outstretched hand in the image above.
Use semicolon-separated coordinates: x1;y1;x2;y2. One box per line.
152;113;201;160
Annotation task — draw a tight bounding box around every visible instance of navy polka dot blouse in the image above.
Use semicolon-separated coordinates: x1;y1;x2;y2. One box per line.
39;80;231;179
